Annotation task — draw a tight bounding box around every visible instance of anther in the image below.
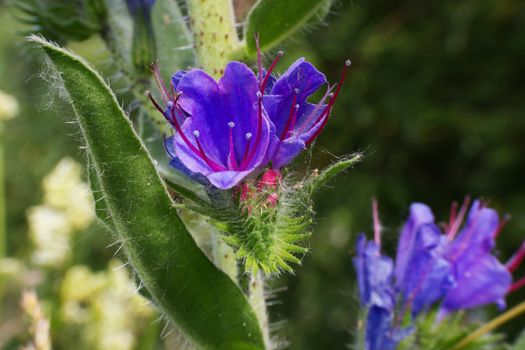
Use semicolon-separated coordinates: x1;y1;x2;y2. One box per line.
245;132;252;140
345;59;352;67
256;91;263;99
167;101;174;109
228;121;235;128
193;130;200;138
294;88;300;94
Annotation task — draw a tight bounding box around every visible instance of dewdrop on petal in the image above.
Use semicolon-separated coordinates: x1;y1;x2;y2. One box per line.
42;157;95;230
0;90;19;121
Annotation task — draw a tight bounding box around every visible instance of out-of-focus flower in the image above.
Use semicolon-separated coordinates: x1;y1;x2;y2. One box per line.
29;158;95;267
440;199;513;314
150;62;272;189
0;90;19;121
28;206;72;267
354;199;524;350
20;290;52;350
60;259;154;350
42;157;94;230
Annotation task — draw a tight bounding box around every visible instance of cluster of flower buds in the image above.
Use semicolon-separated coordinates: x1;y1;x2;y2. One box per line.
148;48;350;190
354;198;525;350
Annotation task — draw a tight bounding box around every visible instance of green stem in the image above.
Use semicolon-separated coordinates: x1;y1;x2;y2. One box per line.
249;273;271;348
186;0;241;77
0;123;4;257
451;300;525;350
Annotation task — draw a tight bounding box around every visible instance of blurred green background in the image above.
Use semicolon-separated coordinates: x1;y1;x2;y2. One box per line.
0;0;524;349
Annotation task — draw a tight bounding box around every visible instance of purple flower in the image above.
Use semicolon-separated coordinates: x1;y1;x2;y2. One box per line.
366;306;412;350
395;204;454;316
354;234;395;310
149;62;271;189
440;199;513;314
256;48;351;168
354;198;525;347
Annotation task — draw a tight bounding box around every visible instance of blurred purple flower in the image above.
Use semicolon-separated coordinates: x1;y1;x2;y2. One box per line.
440;199;513;314
354;198;525;349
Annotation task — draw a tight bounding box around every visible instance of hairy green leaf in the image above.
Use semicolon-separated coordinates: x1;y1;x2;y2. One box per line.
308;153;362;194
245;0;332;54
30;35;264;350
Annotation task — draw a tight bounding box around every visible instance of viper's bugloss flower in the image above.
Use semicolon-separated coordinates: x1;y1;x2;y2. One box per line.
354;199;525;350
260;53;351;168
149;49;350;189
149;62;271;189
440;199;513;314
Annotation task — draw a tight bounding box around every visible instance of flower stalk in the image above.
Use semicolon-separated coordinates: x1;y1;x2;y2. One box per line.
451;300;525;350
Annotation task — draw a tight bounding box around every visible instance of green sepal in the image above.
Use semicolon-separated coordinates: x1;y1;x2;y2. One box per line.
29;35;265;350
308;153;362;194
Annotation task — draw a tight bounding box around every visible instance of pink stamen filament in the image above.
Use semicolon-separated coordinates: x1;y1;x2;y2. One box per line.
305;60;352;145
280;92;299;140
260;51;283;93
150;63;170;104
507;242;525;273
193;131;225;172
227;122;238;170
147;92;226;171
240;93;263;169
508;276;525;294
372;197;381;247
447;196;471;240
240;134;252;167
493;214;511;238
448;201;458;232
255;33;263;84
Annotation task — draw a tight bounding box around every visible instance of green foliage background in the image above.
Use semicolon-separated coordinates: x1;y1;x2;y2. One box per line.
0;0;524;349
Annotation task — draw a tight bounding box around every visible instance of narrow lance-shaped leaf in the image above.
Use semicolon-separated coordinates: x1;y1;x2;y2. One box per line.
244;0;332;54
29;35;264;350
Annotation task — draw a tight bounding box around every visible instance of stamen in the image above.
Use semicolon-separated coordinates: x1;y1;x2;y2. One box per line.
493;214;511;238
240;133;253;167
447;196;471;240
507;242;525;273
240;92;263;169
372;197;381;248
260;51;284;93
280;92;299;140
305;60;352;145
508;276;525;295
255;33;263;84
447;201;459;233
227;121;238;170
193;130;225;171
150;62;170;103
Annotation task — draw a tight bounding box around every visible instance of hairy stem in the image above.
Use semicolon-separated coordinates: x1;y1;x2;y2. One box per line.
0;123;4;257
186;0;241;77
249;273;271;348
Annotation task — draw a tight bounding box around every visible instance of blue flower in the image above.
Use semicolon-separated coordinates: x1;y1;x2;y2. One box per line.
261;57;351;168
440;199;512;314
161;63;271;189
395;204;455;316
354;199;523;349
354;234;395;310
